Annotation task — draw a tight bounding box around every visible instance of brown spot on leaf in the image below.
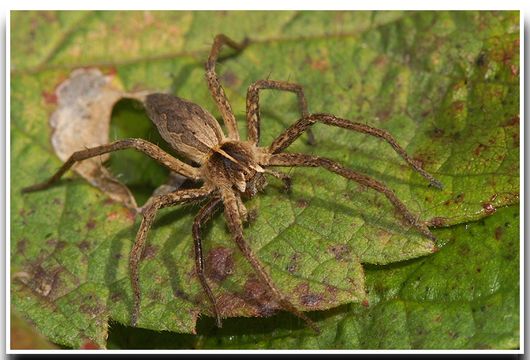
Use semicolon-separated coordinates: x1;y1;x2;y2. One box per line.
85;218;96;230
46;238;66;251
488;135;498;145
458;243;471;256
79;301;104;317
214;293;247;317
41;90;58;104
78;240;90;252
242;277;279;317
373;54;389;67
295;198;309;208
205;247;234;282
295;282;324;307
110;291;122;302
124;208;136;223
80;340;100;350
412;150;436;169
141;244;159;260
444;193;465;206
474;143;488;156
328;244;351;261
104;66;118;77
242;279;266;299
429;217;447;227
309;57;330;72
215;289;279;319
148;289;162;302
448;331;459;339
106;207;136;223
295;282;323;308
286;252;301;274
17;238;27;255
502;45;514;66
301;293;323;307
271;251;283;261
503;115;519;127
362;299;369;307
39;11;58;22
173;288;193;303
16;263;63;298
451;100;465;112
510;64;519;77
494;226;504;240
19;208;35;218
511;131;519;147
376;108;392;122
482;202;496;215
429;127;445;139
221;70;239;87
325;285;338;302
107;211;119;221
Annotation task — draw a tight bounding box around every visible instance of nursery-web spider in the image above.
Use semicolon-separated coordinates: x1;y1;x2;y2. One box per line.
22;34;442;333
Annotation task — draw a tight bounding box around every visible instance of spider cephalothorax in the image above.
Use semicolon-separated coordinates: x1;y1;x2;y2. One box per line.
205;141;264;191
22;34;442;333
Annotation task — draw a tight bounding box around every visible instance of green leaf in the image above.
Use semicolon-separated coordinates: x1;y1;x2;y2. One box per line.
11;11;519;348
106;205;519;349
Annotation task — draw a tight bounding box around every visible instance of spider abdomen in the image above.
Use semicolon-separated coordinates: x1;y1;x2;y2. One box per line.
145;93;225;163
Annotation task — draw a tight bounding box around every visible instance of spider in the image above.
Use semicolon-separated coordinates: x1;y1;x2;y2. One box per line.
22;34;442;333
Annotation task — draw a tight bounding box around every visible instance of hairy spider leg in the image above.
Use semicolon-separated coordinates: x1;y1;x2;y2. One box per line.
130;187;213;327
266;153;436;241
246;79;315;146
206;34;249;141
269;113;443;189
192;197;223;327
21;138;199;193
221;188;321;333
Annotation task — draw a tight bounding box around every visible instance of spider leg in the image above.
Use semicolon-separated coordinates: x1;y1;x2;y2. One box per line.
206;34;249;141
192;197;223;328
130;187;213;327
246;79;315;146
266;153;436;240
21;138;200;193
235;193;249;222
269;113;443;189
221;188;320;333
